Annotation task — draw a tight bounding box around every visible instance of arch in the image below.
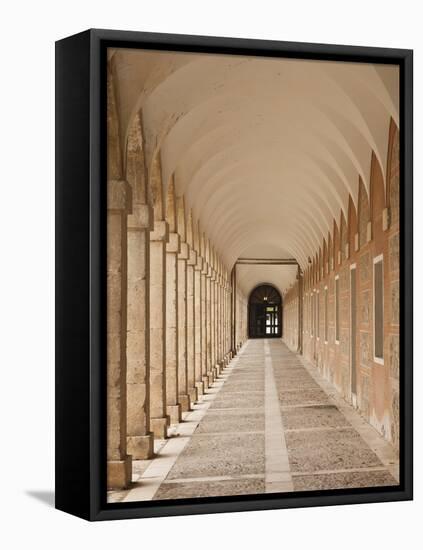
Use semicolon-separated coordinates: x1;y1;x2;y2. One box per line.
333;219;340;269
327;232;332;273
248;284;283;339
149;153;164;221
340;211;348;263
165;177;177;232
186;209;194;248
125;112;148;206
107;62;123;181
386;118;400;226
358;177;370;248
176;195;186;242
370;151;386;230
348;195;358;252
323;239;328;276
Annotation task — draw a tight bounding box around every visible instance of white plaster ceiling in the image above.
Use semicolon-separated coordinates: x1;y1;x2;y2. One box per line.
239;243;294;260
236;264;299;297
110;48;399;277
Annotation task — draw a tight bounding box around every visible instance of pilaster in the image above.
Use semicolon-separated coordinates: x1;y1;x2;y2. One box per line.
186;249;198;404
126;203;154;459
165;232;182;424
107;179;132;488
149;219;169;439
194;255;204;396
177;241;191;412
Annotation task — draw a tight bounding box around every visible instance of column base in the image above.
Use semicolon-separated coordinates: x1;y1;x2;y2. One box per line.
188;387;198;404
207;371;214;386
127;433;154;460
195;381;205;397
107;455;132;490
202;375;209;391
167;404;182;424
150;417;168;439
178;394;191;412
215;363;221;376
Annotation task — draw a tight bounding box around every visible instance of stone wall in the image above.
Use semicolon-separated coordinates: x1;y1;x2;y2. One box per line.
283;118;400;451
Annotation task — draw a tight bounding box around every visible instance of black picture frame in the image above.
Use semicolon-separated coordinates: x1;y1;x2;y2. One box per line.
55;28;413;521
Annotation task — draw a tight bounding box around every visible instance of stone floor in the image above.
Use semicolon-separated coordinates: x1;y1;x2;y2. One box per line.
108;339;399;503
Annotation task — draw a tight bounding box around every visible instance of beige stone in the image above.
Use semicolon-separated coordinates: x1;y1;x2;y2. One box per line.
149;221;169;438
177;243;190;411
166;231;182;424
186;248;198;404
105;52;401;502
107;457;132;490
126;204;153;459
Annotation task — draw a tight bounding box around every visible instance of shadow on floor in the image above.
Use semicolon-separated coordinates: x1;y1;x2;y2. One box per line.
26;490;55;508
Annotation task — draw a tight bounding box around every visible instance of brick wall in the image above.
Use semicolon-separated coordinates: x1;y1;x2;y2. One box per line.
283;118;400;450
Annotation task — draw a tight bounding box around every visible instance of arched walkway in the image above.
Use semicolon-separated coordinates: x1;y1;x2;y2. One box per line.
106;48;401;498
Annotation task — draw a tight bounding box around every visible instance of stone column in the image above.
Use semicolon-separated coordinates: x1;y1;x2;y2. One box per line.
201;259;209;390
218;274;223;368
229;286;233;357
222;280;227;364
297;267;303;354
177;241;190;412
231;266;236;355
206;264;213;384
126;203;154;459
225;282;230;362
226;285;230;360
107;179;132;489
166;232;182;424
149;220;169;439
215;273;221;375
194;255;204;396
186;248;198;404
210;267;217;378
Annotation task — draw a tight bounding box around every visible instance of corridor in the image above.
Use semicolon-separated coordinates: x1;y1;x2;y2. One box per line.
106;47;401;499
108;339;398;503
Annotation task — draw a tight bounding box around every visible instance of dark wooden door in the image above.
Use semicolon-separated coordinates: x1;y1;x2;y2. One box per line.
248;284;282;338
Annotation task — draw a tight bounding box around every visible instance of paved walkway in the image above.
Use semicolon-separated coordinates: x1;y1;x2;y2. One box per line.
108;339;399;503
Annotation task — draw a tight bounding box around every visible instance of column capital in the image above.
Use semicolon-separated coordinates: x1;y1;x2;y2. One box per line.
211;268;217;282
201;261;209;276
178;241;190;260
187;249;197;266
127;203;153;231
166;232;180;253
195;255;204;271
108;179;131;211
150;220;169;242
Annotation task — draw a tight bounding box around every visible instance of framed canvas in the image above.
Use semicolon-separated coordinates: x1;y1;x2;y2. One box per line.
55;29;413;521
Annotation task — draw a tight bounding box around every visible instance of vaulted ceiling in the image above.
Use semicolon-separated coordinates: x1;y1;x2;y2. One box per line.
110;47;399;294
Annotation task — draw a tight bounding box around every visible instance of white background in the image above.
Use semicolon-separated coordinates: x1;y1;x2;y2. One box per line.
0;1;420;548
